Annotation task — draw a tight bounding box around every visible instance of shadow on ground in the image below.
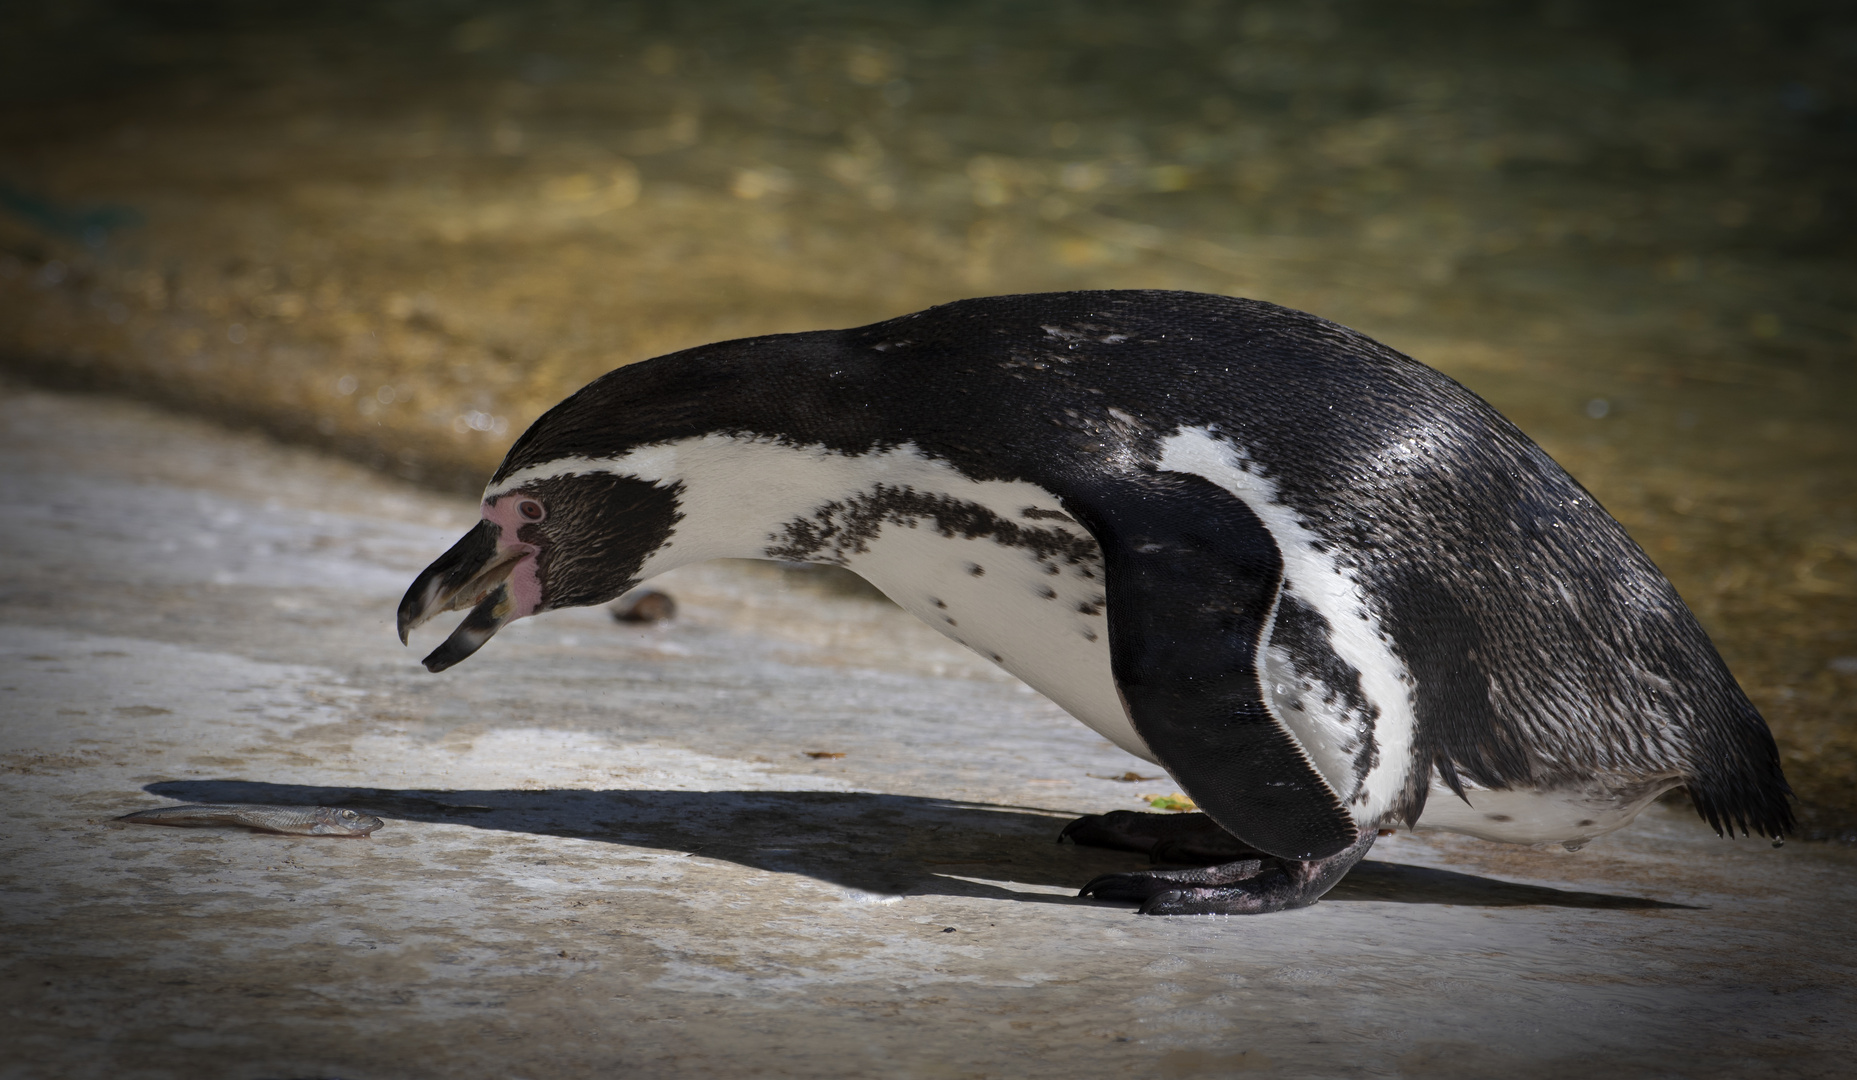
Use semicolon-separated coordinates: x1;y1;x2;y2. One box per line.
145;780;1688;911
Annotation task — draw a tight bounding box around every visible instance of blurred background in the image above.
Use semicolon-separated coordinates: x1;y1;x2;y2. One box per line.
1;0;1852;833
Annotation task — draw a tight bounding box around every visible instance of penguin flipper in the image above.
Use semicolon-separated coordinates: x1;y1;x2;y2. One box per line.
1063;471;1359;862
1079;830;1376;915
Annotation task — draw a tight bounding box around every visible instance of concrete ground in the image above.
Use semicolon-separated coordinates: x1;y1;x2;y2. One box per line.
2;382;1853;1080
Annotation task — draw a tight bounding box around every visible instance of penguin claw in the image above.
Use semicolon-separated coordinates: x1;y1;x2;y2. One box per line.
1137;883;1302;917
1079;859;1268;904
1078;831;1378;916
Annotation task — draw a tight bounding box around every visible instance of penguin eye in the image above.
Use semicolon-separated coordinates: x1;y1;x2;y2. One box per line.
518;498;546;522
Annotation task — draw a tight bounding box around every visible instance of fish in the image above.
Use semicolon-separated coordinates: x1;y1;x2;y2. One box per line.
114;803;384;836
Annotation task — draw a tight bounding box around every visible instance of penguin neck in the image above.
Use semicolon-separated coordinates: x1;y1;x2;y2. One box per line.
619;434;846;576
558;433;1034;581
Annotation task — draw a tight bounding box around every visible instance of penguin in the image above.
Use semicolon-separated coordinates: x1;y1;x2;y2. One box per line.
398;290;1793;915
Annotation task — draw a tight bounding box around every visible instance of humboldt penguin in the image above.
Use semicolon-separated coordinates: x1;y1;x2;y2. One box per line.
398;290;1792;914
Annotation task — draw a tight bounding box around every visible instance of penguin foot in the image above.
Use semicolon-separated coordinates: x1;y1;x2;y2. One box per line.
1078;831;1376;915
1059;810;1265;865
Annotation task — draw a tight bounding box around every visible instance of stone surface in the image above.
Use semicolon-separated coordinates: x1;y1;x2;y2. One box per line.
2;384;1853;1079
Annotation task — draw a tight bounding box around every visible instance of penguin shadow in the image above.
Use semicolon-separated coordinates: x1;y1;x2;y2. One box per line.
144;780;1688;911
1326;860;1693;910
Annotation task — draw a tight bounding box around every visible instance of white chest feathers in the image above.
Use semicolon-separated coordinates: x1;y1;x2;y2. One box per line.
766;479;1145;761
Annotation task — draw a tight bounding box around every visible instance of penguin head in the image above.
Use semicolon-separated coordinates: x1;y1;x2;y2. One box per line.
397;466;683;672
396;332;850;672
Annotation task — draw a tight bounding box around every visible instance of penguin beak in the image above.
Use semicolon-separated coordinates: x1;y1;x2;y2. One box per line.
397;520;533;672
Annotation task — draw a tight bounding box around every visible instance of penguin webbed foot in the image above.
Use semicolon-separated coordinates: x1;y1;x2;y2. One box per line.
1077;830;1376;915
1059;810;1266;865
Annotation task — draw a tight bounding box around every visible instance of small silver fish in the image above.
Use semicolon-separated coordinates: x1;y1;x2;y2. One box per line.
114;803;384;837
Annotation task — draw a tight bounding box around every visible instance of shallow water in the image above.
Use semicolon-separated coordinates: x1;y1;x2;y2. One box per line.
1;1;1852;832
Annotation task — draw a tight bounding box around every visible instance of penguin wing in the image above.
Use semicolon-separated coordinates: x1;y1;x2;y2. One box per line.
1062;470;1359;861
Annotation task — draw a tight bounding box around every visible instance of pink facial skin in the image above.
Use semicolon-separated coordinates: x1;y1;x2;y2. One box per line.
480;494;545;621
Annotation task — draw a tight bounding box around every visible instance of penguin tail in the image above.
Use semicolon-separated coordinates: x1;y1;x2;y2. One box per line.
1682;695;1796;842
1687;772;1796;842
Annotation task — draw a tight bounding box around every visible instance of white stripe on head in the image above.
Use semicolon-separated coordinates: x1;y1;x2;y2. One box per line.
484;433;1079;580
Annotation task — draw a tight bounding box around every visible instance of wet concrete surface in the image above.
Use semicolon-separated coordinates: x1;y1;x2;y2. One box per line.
3;383;1855;1079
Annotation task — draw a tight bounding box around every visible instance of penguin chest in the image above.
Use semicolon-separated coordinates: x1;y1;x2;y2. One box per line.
764;483;1150;761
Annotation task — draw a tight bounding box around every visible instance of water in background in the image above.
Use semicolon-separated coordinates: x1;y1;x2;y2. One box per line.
2;0;1852;833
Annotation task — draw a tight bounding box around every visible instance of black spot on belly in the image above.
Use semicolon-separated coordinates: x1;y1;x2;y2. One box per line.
1486;813;1513;822
1077;599;1102;616
1578;818;1595;826
968;563;985;577
943;616;958;626
766;485;1099;570
1038;586;1057;599
989;652;1003;662
1081;629;1098;642
932;598;946;609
